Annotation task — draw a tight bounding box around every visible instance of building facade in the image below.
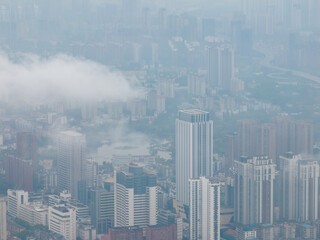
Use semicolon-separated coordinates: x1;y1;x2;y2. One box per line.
7;189;29;218
114;163;157;227
234;156;276;225
0;196;6;240
280;153;319;222
57;131;87;200
189;177;220;240
48;205;76;240
176;109;213;205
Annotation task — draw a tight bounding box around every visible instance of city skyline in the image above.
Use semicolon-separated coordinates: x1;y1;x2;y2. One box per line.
0;0;320;239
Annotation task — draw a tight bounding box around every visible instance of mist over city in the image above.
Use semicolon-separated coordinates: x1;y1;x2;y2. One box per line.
0;0;319;240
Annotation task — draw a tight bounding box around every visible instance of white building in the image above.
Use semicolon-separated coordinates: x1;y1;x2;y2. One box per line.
48;191;89;220
234;156;276;225
176;110;213;205
298;160;319;221
280;153;319;222
7;189;28;217
49;205;76;240
0;196;6;240
189;177;220;240
280;153;300;221
114;164;157;227
57;131;87;200
19;202;48;226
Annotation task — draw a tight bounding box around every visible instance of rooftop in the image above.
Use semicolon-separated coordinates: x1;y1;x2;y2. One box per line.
179;109;208;115
60;130;83;137
53;206;69;213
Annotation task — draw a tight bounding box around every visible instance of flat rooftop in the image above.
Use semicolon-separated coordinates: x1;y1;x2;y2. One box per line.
60;130;83;137
179;109;208;115
178;109;210;122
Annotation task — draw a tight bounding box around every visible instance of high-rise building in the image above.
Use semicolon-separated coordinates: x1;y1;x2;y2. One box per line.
257;123;277;162
234;156;276;225
57;131;86;200
206;45;220;88
16;132;37;172
7;189;28;218
0;196;6;240
274;117;313;159
48;205;76;240
114;163;157;227
188;74;206;97
238;119;258;158
189;177;220;240
206;45;235;92
157;78;175;98
220;47;235;91
233;118;313;165
297;160;319;222
87;159;99;188
279;153;319;222
224;132;239;171
90;179;114;234
176;110;213;205
279;153;300;221
5;155;33;192
294;120;314;156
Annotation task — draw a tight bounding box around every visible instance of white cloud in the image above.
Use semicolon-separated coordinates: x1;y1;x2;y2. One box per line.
0;53;142;104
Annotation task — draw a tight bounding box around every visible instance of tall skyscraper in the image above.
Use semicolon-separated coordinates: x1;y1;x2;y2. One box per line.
87;159;98;188
279;153;299;221
238;119;258;158
114;163;157;227
57;131;86;200
220;47;235;91
48;205;76;240
297;160;319;222
224;132;239;171
279;153;319;222
234;156;276;225
189;177;220;240
206;45;235;92
16;132;37;171
0;196;6;240
206;45;220;88
176;110;213;205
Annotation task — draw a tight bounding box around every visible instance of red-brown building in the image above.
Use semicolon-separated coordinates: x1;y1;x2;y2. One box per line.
105;228;143;240
146;224;177;240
